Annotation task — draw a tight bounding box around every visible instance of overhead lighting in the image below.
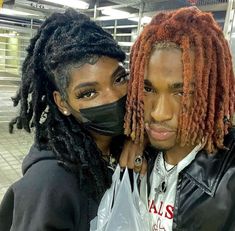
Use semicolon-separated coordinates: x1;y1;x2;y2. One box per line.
129;16;152;24
0;33;18;38
0;8;36;16
44;0;89;10
102;8;130;18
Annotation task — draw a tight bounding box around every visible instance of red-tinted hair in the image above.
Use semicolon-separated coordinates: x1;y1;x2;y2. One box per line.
124;7;235;153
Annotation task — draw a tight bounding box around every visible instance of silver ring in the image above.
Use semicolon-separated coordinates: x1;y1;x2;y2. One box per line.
134;155;143;167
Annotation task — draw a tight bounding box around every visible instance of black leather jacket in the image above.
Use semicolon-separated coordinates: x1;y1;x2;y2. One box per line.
147;129;235;231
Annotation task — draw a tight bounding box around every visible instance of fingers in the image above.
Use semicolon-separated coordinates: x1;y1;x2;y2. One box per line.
119;139;143;169
119;138;148;175
133;155;143;172
127;147;137;169
133;155;148;176
119;146;129;168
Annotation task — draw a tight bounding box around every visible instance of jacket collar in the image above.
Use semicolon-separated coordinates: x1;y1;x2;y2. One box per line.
182;129;235;197
146;128;235;197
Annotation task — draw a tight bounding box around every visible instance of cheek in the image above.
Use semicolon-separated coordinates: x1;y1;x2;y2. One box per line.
171;99;182;129
66;98;83;120
69;106;83;121
143;95;153;120
119;83;128;94
173;101;181;116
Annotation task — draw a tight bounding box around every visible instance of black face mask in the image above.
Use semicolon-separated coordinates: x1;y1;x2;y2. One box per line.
79;95;127;136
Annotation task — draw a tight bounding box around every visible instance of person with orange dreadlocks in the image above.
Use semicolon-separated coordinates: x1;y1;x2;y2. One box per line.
124;7;235;230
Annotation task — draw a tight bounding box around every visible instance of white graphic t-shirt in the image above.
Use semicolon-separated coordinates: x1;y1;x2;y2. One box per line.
140;145;201;231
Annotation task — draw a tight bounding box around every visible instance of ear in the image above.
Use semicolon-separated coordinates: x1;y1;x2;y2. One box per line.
53;91;71;116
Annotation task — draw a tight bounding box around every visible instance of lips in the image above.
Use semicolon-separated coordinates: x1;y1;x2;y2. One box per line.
145;123;176;141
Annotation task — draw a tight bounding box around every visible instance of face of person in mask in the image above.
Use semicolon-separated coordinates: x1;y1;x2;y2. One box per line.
53;56;128;136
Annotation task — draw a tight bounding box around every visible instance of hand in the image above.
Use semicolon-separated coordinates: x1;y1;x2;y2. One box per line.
119;138;147;176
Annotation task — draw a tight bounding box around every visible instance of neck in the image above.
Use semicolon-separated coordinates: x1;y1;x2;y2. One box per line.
164;144;196;165
90;131;112;156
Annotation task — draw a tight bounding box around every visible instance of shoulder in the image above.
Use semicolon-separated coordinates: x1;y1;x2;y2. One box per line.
217;128;235;194
0;148;90;230
224;127;235;148
9;159;82;225
14;158;79;198
3;158;82;230
223;127;235;166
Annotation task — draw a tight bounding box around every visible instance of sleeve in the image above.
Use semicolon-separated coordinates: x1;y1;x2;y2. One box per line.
0;160;81;231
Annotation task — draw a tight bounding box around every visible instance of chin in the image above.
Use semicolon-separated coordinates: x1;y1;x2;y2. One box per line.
148;136;176;152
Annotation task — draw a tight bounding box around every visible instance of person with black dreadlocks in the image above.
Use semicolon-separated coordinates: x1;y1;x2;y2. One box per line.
124;7;235;230
0;8;143;231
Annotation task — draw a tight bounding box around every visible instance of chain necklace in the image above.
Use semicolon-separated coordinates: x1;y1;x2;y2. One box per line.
154;152;177;198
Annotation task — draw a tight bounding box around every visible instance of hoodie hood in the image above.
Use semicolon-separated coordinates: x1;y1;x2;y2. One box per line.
22;145;56;175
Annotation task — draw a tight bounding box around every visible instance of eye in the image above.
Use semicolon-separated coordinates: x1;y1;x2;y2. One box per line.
174;91;184;97
76;89;97;99
114;73;129;84
173;91;194;97
144;86;154;93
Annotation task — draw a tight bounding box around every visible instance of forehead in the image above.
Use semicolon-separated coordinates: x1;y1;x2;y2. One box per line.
145;47;194;85
69;56;120;84
149;48;183;71
146;48;183;83
71;56;119;77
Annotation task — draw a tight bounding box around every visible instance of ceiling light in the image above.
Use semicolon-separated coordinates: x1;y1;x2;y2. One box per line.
44;0;89;10
0;8;36;16
0;33;17;38
102;8;130;18
129;16;152;24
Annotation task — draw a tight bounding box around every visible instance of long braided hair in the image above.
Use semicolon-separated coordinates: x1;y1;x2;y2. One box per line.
9;8;126;200
124;7;235;153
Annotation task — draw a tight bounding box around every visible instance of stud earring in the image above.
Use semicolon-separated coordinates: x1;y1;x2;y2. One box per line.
63;110;68;115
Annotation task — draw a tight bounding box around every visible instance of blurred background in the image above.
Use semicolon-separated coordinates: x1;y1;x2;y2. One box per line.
0;0;234;201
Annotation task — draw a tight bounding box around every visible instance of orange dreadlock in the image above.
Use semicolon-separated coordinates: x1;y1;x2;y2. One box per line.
124;7;235;153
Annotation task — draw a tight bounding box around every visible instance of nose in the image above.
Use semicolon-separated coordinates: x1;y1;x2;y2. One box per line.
150;94;173;122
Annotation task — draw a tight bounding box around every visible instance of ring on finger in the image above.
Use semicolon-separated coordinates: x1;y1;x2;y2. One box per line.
134;155;143;167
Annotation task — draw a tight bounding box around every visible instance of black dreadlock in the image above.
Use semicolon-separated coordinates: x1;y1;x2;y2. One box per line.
9;8;126;201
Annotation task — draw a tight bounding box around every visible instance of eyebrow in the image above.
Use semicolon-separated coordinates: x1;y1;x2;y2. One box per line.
73;65;126;91
169;82;195;90
111;65;126;79
144;79;152;86
169;82;184;90
74;81;98;90
144;80;195;90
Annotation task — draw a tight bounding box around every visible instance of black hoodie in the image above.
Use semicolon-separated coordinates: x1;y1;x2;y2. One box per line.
0;145;100;231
